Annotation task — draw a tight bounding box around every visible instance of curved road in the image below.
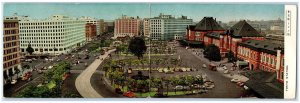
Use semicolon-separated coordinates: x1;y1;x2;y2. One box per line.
75;49;115;98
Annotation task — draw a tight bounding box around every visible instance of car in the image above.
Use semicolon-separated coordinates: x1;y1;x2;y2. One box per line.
223;66;227;70
174;85;183;90
237;82;245;87
38;69;43;74
25;59;32;62
56;59;61;62
243;85;249;90
11;80;17;84
224;70;229;74
32;58;37;61
186;68;191;72
48;66;53;69
181;68;187;72
49;58;54;61
45;58;49;61
231;78;240;83
123;91;136;98
202;64;207;68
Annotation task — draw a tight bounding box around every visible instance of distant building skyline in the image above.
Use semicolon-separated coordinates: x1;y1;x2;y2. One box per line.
4;3;284;23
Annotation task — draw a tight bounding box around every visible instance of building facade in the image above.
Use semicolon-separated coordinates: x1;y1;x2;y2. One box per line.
114;15;141;38
237;40;284;83
18;15;86;55
143;18;150;37
3;20;22;84
150;13;193;40
79;16;100;35
85;23;97;41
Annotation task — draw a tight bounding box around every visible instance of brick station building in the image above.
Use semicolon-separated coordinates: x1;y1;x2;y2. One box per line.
185;17;225;47
237;39;284;83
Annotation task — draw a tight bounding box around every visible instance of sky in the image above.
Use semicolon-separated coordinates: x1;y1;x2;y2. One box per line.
3;3;284;22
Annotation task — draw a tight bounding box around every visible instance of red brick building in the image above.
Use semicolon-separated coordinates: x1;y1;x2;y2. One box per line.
114;15;141;38
202;20;265;56
85;23;97;41
237;40;284;83
3;20;22;84
186;17;225;45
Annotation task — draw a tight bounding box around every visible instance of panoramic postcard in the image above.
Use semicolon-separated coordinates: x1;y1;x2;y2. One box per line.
2;3;296;99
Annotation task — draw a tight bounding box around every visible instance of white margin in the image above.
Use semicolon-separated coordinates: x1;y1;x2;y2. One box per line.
284;5;297;99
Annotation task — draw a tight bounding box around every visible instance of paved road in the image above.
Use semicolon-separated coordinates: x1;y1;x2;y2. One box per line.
75;49;115;98
171;46;248;98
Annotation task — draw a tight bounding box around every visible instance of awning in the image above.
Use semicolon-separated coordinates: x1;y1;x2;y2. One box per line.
237;60;248;66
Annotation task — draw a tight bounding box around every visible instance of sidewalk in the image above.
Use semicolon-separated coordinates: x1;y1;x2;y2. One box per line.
75;49;115;98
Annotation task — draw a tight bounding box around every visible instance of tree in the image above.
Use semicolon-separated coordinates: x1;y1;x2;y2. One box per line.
203;44;221;61
26;43;34;55
227;50;236;62
128;37;147;59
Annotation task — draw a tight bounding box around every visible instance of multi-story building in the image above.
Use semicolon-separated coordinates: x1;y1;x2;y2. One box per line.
200;20;264;56
143;18;150;37
3;19;21;84
98;19;109;35
237;39;284;83
114;15;141;38
79;16;100;35
150;13;193;40
18;15;86;55
186;17;225;46
85;23;97;41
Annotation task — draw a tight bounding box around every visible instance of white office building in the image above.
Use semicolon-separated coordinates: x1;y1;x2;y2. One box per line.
18;15;86;55
150;13;193;40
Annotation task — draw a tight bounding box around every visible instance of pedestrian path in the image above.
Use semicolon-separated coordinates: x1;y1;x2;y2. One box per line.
75;49;115;98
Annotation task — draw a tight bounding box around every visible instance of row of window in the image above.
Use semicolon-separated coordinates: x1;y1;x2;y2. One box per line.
3;53;19;61
21;44;63;47
3;48;19;55
4;36;18;42
4;30;18;35
3;59;20;69
4;42;18;48
4;22;18;28
20;29;64;33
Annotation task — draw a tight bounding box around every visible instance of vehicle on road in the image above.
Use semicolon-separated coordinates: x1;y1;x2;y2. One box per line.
123;91;136;98
25;59;32;63
45;58;49;61
224;70;229;74
202;64;207;68
11;80;17;84
237;82;245;87
231;78;240;83
38;69;43;74
48;66;53;69
174;85;183;90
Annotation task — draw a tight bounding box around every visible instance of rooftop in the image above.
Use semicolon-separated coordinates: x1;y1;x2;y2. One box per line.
239;39;284;55
229;20;263;37
242;70;283;98
194;17;224;31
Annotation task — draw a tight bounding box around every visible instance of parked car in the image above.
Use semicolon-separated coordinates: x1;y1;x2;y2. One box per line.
11;80;17;84
32;58;37;61
25;59;32;62
223;66;227;70
45;58;49;61
38;69;43;74
123;91;136;98
174;85;183;90
231;78;240;83
237;82;245;87
202;64;207;68
48;66;53;69
224;70;229;74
